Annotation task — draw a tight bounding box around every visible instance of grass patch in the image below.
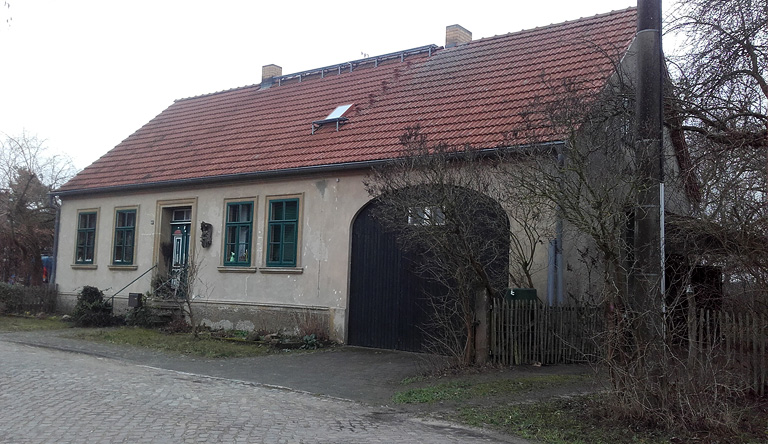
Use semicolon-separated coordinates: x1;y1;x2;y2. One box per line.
393;374;589;404
74;327;274;358
0;315;69;332
459;396;666;444
400;375;427;385
458;394;768;444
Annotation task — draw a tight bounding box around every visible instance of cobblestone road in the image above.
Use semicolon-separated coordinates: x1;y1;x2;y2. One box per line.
0;341;512;443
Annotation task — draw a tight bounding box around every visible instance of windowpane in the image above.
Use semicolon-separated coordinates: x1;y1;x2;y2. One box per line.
408;206;446;226
284;201;298;220
271;201;284;221
238;226;249;243
228;205;240;222
227;226;237;242
173;209;191;222
268;242;281;262
240;204;252;222
270;225;282;243
283;224;295;244
283;241;296;262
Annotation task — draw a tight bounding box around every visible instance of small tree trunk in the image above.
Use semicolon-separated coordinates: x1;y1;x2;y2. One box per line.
474;287;489;365
464;315;475;366
687;285;697;367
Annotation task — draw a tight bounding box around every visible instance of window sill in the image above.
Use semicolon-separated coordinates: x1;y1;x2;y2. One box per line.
71;264;97;270
108;265;138;271
217;266;258;273
259;267;304;274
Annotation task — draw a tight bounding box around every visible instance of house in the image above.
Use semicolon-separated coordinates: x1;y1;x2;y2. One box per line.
53;8;661;351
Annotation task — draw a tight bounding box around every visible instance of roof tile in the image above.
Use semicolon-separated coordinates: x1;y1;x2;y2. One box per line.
60;8;637;193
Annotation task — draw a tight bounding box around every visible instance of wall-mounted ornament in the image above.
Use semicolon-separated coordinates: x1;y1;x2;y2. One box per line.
200;221;213;248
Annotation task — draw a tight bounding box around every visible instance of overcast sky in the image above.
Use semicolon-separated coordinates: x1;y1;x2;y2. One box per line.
1;0;641;170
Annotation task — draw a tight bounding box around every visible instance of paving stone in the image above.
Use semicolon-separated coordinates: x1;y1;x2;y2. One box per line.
0;341;520;443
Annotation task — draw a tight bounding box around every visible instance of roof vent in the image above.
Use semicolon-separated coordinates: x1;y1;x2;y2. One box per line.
312;104;353;134
445;24;472;48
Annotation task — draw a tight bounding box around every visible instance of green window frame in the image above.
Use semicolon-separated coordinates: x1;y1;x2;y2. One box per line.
266;198;299;267
75;212;97;264
224;201;253;266
113;209;136;265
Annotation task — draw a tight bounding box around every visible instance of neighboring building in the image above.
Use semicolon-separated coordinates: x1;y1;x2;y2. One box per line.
54;8;665;350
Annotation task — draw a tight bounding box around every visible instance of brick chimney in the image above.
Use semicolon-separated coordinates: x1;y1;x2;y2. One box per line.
445;24;472;48
260;64;282;90
262;64;282;82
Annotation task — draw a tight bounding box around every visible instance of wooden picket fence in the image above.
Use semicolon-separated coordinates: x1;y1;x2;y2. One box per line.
0;284;58;314
490;300;603;365
490;300;767;396
685;309;767;397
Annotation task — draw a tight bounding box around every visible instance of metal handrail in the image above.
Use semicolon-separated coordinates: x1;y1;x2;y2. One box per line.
109;264;157;313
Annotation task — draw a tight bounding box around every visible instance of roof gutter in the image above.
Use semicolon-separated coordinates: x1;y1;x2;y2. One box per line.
53;141;565;198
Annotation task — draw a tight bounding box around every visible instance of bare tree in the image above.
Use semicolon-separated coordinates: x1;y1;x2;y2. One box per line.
666;0;768;312
0;132;76;284
1;1;10;29
667;0;767;152
365;126;552;365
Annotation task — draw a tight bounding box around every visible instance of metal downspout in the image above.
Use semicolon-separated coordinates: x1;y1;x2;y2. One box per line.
49;194;61;291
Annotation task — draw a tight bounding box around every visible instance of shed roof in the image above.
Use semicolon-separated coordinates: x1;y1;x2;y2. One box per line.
59;8;638;194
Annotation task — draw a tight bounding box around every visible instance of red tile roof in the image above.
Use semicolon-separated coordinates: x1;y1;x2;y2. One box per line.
59;8;638;193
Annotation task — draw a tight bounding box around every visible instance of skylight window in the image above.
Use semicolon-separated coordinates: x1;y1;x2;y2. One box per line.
312;104;353;134
325;104;353;120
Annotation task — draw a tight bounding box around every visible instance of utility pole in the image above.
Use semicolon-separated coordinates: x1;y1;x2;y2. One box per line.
632;0;664;346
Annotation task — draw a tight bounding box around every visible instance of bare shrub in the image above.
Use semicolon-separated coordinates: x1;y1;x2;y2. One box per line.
149;256;211;337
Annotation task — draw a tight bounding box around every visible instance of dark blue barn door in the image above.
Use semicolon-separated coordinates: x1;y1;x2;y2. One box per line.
347;200;437;351
347;193;509;352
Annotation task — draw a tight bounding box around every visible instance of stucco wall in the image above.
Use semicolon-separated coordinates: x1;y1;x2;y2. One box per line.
56;167;561;342
56;171;371;341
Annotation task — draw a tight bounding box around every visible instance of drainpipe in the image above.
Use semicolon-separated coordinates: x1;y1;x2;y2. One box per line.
49;193;61;291
547;240;556;305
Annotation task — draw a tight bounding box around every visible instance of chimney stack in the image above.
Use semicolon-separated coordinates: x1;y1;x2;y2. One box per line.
262;64;282;82
445;24;472;48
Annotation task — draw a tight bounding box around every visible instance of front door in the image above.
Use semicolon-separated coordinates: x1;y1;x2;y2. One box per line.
170;208;191;287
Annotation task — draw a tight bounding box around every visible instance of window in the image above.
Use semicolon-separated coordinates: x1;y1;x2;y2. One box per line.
267;198;299;267
173;208;192;222
408;206;446;226
224;202;253;266
113;209;136;265
75;212;97;264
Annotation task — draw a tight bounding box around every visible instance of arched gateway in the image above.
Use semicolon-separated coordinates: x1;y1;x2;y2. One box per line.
347;190;509;352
